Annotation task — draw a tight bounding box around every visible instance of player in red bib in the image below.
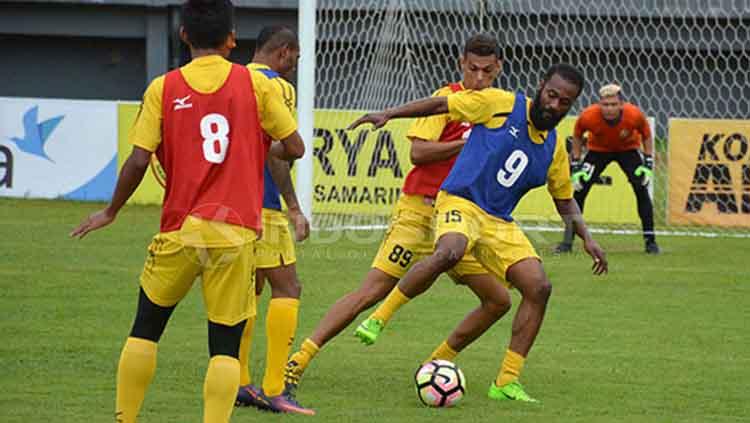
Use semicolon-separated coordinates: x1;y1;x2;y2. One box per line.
284;34;510;398
70;1;304;422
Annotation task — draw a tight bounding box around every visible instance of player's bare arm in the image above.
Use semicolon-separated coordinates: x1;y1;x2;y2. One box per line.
270;130;305;160
554;198;608;275
266;154;310;241
70;146;152;239
409;137;466;165
348;97;449;130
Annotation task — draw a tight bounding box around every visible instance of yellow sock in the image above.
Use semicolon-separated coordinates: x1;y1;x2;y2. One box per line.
288;338;320;374
262;298;299;397
426;341;458;363
495;349;526;387
203;355;240;423
116;337;157;423
238;315;256;386
371;286;410;324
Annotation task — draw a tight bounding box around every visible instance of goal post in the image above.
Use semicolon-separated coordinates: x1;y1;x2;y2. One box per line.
300;0;750;236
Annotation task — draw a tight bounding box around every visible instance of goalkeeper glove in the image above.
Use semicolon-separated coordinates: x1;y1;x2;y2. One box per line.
571;159;591;192
634;154;654;186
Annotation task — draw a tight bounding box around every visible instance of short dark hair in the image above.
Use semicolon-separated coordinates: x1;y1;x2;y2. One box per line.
181;0;235;49
543;63;585;95
256;25;299;52
463;33;502;59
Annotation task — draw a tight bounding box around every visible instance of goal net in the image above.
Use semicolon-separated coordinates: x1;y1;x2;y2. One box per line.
311;0;750;236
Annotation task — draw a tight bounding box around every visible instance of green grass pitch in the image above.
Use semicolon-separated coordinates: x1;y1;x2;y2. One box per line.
1;198;748;422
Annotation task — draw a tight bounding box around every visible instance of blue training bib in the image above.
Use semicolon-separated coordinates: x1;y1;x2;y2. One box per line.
441;92;558;221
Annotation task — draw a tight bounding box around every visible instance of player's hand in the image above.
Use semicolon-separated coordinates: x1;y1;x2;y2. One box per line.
347;112;391;130
288;207;310;242
634;154;654;186
70;208;116;239
570;158;583;174
583;239;608;275
571;161;593;192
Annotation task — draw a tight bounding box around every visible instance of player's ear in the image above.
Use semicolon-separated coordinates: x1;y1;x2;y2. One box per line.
227;30;237;50
179;26;190;46
459;55;466;70
279;44;291;59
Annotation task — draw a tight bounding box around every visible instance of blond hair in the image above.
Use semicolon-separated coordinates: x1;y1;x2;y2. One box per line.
599;83;622;98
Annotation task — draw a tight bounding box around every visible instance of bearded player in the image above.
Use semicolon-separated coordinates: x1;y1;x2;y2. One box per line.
351;63;608;403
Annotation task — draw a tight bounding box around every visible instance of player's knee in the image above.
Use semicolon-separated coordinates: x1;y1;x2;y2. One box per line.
352;284;390;311
129;288;175;342
482;290;511;318
207;320;246;358
432;247;463;272
269;276;302;298
492;295;512;316
534;279;552;304
285;279;302;298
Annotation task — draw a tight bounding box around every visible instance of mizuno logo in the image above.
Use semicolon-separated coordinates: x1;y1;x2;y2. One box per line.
509;126;520;138
173;95;193;110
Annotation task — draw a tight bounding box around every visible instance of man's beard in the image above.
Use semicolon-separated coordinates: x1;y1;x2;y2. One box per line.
529;90;565;131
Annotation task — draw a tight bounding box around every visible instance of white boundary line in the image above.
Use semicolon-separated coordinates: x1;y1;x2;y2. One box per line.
314;223;750;238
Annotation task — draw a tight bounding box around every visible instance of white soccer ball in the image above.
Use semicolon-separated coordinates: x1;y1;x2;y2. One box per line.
415;359;466;407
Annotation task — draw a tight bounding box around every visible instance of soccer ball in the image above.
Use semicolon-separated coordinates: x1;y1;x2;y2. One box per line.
415;359;466;407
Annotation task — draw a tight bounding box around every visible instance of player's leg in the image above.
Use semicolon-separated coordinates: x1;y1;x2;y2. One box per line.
617;150;659;253
288;268;398;380
117;235;200;423
355;232;469;345
426;272;511;362
489;258;550;403
556;152;612;252
236;269;263;391
249;263;315;414
356;193;481;345
289;195;433;381
472;219;545;402
201;241;259;422
237;212;288;405
205;320;246;423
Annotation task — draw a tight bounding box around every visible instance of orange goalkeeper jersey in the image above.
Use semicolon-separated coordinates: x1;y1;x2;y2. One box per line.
575;102;651;153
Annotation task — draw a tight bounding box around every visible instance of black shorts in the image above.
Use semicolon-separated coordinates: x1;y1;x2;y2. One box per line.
582;150;644;184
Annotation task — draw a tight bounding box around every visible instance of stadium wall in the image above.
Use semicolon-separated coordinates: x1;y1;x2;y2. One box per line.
0;0;297;100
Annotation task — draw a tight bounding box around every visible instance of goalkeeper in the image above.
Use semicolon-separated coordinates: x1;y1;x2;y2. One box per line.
556;84;659;254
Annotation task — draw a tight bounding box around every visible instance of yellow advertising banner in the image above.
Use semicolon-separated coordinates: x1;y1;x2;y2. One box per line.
312;109;413;215
117;103;164;205
117;104;643;225
668;119;750;227
322;113;641;224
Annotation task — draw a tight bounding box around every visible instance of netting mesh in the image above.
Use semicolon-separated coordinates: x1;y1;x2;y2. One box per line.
313;0;750;235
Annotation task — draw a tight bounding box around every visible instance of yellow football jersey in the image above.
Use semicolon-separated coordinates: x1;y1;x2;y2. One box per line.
247;62;297;119
406;84;461;142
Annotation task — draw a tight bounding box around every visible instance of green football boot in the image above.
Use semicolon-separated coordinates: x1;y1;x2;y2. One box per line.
487;381;539;403
354;317;384;345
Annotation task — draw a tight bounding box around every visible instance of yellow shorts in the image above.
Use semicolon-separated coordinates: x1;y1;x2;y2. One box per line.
140;232;257;326
435;191;539;284
371;194;487;279
256;209;296;269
